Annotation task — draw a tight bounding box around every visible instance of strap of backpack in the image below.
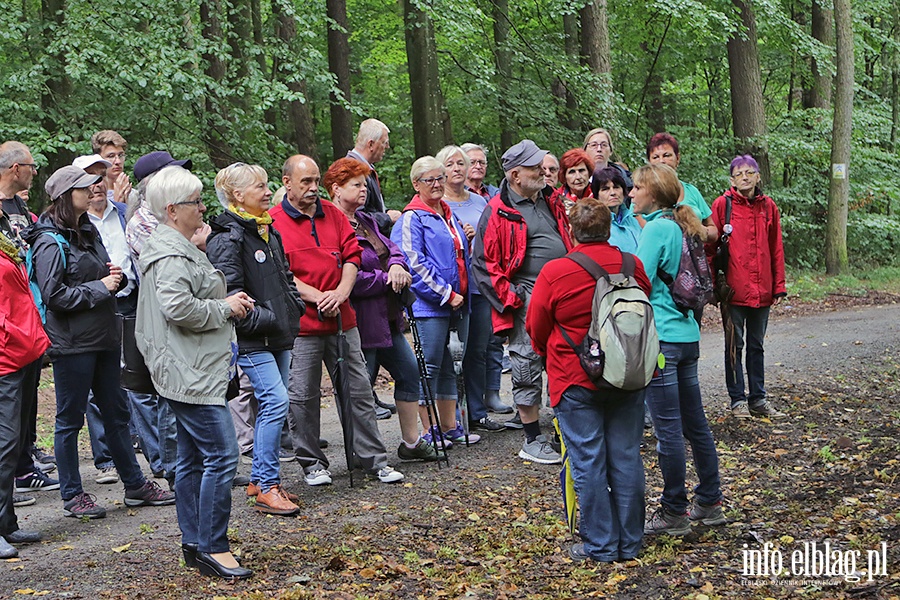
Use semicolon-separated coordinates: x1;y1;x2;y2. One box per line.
556;323;580;353
724;195;732;227
565;251;610;282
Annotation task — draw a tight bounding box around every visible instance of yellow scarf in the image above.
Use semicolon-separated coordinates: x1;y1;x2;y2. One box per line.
229;205;273;243
0;232;22;264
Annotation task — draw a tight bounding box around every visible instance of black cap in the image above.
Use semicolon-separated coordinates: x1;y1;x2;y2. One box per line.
133;151;193;182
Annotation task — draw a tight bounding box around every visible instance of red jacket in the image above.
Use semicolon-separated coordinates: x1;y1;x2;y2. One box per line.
526;242;651;406
270;198;362;336
472;180;573;334
0;252;50;376
709;188;786;308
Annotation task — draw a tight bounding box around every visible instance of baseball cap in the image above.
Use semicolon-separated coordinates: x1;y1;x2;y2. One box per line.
501;140;548;171
133;151;193;182
72;154;112;170
45;166;102;201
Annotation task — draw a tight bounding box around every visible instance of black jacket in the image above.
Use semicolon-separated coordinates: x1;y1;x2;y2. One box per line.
205;211;305;353
23;213;121;357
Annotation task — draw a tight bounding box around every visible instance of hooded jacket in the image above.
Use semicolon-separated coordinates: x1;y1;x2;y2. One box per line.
205;210;305;354
136;223;235;406
709;187;786;308
23;213;120;357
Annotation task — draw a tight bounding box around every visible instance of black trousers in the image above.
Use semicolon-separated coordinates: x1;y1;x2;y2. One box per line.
0;359;41;535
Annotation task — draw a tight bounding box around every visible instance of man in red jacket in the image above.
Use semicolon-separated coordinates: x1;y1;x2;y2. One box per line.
709;155;787;420
270;155;404;487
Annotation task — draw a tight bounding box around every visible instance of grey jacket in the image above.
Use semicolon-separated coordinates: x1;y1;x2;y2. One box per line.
136;223;235;406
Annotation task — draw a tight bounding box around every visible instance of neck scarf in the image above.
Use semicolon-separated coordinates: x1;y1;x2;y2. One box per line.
229;205;273;242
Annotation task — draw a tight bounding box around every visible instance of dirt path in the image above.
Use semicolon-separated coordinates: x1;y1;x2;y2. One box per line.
2;302;898;599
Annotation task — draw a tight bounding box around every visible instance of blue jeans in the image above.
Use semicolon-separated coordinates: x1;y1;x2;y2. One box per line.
723;305;770;407
462;295;493;420
645;342;722;514
238;350;291;490
555;385;645;561
85;392;128;470
168;400;238;554
52;351;146;500
416;313;468;403
363;330;420;403
127;392;177;478
486;335;504;391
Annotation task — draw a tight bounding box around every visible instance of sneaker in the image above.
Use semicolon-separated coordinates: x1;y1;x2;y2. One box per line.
568;542;590;562
422;427;452;450
537;432;562;455
124;480;177;507
304;469;333;487
13;494;35;508
518;437;562;464
247;482;300;503
504;413;523;430
375;466;404;483
644;506;691;536
254;485;300;515
749;402;787;419
397;438;440;461
470;416;505;432
95;466;119;484
279;448;296;462
442;425;481;445
32;446;56;466
15;469;60;492
374;404;393;420
63;492;106;519
688;500;727;526
731;401;751;419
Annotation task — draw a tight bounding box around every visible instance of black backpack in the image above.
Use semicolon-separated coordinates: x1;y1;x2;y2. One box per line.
657;215;714;314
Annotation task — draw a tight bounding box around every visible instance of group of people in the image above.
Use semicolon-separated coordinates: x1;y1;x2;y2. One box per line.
0;119;786;574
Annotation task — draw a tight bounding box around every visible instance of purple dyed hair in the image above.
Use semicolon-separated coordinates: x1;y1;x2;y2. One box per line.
730;155;759;175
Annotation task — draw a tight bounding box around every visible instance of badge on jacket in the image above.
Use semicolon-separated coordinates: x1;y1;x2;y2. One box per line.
255;250;266;263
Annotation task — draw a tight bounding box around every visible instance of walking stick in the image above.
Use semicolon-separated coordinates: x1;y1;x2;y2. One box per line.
400;290;450;466
448;324;469;446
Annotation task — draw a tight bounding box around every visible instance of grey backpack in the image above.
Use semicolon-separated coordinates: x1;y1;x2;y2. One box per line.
557;252;660;391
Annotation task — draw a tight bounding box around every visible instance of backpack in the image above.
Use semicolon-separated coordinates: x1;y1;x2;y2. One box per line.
657;215;714;314
25;231;69;324
556;251;660;391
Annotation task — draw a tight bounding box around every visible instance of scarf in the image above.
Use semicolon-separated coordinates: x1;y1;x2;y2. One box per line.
229;205;273;242
0;231;21;264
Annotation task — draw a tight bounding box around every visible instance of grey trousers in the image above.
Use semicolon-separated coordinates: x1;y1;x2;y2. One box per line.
507;303;545;408
288;328;388;474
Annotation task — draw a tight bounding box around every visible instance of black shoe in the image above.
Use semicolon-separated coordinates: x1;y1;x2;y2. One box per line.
470;416;505;432
374;405;392;420
196;552;253;580
374;395;397;414
182;543;198;568
5;529;41;544
504;413;523;429
232;475;251;488
318;438;329;449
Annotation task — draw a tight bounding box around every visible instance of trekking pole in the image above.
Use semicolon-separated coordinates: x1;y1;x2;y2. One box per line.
400;290;450;466
448;324;469;446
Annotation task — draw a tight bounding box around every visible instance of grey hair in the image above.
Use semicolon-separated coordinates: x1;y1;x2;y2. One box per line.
355;119;389;147
435;145;470;172
409;156;444;185
460;143;488;157
146;166;203;222
0;141;31;170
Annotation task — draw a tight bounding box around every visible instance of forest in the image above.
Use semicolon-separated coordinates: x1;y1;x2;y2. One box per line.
1;0;898;272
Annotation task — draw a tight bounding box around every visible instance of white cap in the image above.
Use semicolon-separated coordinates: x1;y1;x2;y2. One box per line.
72;154;113;170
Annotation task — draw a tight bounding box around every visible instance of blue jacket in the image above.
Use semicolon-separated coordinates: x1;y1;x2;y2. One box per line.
391;196;471;318
608;203;643;254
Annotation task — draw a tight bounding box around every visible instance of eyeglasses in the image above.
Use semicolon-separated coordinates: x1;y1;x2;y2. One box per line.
731;170;758;178
14;163;38;173
543;167;559;173
172;199;203;207
586;142;610;150
470;159;487;166
102;152;126;161
417;175;446;186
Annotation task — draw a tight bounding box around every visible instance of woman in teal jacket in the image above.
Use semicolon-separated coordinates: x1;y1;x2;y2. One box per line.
631;163;724;536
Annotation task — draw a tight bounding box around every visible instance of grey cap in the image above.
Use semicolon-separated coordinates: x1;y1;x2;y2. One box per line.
501;139;548;171
45;165;102;201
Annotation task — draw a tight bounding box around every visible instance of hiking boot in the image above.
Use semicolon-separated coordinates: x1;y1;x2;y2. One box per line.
518;437;562;464
124;480;177;507
63;492;107;519
15;469;60;492
749;402;787;419
484;390;513;414
397;438;440;461
422;427;452;450
470;416;505;432
504;412;524;430
247;482;300;503
375;466;404;483
95;466;119;484
644;506;691;536
254;485;300;515
13;494;35;508
689;500;727;526
304;469;332;487
442;425;481;445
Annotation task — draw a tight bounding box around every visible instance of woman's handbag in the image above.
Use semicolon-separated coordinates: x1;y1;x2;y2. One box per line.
121;315;157;395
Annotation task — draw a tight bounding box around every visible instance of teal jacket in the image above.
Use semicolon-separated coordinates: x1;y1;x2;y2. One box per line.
636;209;700;343
608;203;643;254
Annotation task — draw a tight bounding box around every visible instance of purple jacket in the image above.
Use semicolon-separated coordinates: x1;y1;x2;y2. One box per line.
350;210;409;348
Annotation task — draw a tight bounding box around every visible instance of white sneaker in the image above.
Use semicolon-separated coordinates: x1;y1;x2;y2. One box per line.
304;469;332;486
376;466;404;483
95;467;119;484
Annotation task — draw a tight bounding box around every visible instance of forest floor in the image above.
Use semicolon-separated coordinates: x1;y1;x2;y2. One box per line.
2;291;899;600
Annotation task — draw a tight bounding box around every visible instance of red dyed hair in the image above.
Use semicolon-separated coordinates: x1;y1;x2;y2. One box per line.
646;132;680;159
557;149;595;185
323;157;371;197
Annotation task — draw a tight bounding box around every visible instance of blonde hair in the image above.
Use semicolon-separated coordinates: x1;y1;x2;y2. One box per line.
633;163;704;238
214;163;268;208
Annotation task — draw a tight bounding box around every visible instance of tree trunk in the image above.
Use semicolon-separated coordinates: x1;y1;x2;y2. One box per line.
252;0;277;139
200;0;235;168
727;0;770;186
825;0;854;275
804;0;834;109
39;0;73;210
492;0;514;150
272;0;319;162
580;0;611;76
891;0;900;149
326;0;354;162
403;0;451;156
